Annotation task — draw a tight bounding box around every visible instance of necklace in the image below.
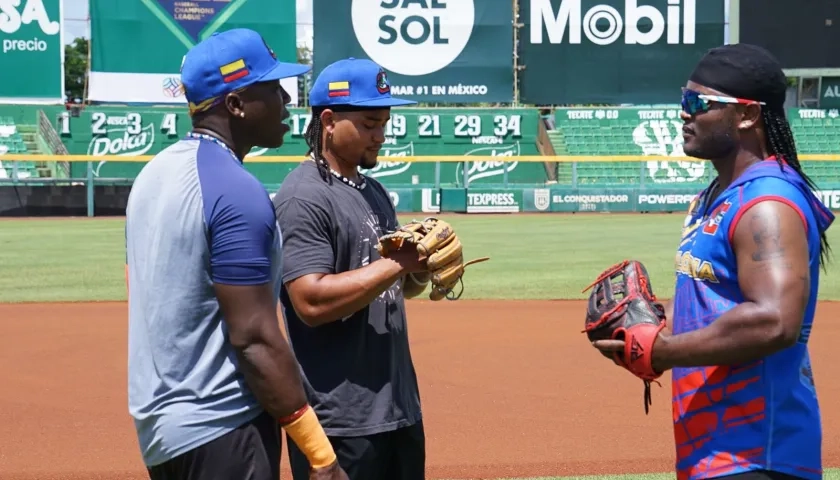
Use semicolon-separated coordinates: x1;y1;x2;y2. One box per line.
313;156;367;191
186;132;240;163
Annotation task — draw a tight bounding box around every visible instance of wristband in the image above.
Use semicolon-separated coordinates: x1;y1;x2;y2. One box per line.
277;405;309;425
280;405;336;469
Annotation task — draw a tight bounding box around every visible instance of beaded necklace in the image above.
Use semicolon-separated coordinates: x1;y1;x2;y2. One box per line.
186;132;240;163
186;133;367;191
311;155;367;191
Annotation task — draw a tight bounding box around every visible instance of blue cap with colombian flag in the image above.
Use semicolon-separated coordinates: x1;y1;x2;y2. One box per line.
309;58;416;108
180;28;311;115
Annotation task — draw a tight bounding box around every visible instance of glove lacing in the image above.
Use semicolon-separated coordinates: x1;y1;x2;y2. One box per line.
642;378;662;415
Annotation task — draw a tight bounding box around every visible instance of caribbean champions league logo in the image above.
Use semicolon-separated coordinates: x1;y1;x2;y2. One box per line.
351;0;475;76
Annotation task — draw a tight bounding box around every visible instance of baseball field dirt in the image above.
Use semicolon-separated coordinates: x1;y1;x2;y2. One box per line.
1;300;839;480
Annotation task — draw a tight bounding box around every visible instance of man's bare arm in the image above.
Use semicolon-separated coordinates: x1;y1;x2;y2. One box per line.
652;200;810;370
286;252;424;327
216;282;307;417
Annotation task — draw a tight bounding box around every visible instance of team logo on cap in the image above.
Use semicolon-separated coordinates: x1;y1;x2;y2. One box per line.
376;69;390;95
262;37;277;60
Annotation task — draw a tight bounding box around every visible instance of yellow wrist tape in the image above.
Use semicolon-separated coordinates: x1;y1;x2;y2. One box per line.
281;406;336;469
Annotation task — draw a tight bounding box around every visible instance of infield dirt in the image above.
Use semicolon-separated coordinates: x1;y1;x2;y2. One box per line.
2;300;839;480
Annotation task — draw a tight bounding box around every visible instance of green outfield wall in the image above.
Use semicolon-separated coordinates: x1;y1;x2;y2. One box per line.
2;105;840;195
39;105;547;188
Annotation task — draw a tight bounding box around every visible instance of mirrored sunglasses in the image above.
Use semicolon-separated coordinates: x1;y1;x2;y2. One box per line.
681;88;766;115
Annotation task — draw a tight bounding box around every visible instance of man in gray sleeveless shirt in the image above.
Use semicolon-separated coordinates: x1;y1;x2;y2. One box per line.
272;58;431;480
126;28;347;480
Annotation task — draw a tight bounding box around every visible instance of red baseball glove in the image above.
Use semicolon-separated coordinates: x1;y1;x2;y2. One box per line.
582;259;667;414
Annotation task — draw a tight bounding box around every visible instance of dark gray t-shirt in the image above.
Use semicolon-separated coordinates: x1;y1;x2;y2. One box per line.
272;160;422;437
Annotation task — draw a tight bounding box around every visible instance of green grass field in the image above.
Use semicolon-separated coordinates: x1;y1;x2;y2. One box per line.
4;213;840;304
2;214;839;480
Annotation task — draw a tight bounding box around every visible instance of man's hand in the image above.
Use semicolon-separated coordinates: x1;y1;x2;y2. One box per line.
376;217;490;301
310;460;350;480
582;259;668;414
592;334;670;373
387;243;429;274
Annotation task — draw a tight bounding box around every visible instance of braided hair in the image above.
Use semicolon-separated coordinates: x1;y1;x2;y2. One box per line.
304;107;333;184
762;107;832;268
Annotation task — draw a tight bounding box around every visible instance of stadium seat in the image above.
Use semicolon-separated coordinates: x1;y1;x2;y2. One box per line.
0;119;38;179
548;106;840;187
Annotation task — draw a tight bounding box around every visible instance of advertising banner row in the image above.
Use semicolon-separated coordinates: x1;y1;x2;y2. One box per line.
10;1;838;107
370;187;840;214
12;0;727;105
7;184;840;218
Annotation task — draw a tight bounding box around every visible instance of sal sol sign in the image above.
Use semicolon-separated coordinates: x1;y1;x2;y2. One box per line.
313;0;514;103
353;0;474;76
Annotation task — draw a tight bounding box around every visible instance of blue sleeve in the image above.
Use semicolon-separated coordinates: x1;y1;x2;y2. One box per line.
196;142;276;285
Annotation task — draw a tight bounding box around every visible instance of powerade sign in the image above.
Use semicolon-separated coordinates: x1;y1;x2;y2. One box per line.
0;0;64;103
522;187;698;213
519;0;726;104
313;0;514;103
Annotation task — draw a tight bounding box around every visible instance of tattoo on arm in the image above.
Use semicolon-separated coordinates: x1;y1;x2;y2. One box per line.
750;211;785;262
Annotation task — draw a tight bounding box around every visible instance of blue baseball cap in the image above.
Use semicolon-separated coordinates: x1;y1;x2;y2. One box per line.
309;58;416;108
180;28;310;111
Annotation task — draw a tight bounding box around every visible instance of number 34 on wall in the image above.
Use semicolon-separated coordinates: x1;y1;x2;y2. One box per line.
289;113;522;139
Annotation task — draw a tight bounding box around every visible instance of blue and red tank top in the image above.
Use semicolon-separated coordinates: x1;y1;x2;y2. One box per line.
671;158;833;480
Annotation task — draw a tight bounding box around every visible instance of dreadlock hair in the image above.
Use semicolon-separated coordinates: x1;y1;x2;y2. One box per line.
303;107;332;184
762;106;832;269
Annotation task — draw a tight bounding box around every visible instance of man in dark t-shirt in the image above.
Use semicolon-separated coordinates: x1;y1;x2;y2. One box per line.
272;58;431;480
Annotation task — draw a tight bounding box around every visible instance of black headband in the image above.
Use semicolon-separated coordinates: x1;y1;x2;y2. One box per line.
689;43;787;110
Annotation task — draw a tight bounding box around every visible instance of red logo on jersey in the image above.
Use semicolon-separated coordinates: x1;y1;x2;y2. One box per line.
702;200;732;235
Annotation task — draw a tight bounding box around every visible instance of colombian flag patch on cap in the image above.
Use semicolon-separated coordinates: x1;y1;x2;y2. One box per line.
220;59;249;83
328;81;350;97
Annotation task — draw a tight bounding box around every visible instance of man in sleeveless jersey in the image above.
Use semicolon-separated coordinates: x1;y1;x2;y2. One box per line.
125;28;347;480
272;58;430;480
593;44;833;480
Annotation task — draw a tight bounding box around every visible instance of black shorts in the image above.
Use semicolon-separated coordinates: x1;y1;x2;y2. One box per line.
287;421;425;480
146;410;280;480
